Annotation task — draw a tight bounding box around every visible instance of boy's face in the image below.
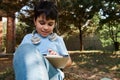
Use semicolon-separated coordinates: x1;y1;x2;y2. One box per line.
34;14;55;37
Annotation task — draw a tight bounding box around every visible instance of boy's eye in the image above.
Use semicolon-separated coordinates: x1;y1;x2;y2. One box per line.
48;23;54;26
39;21;45;25
39;20;55;26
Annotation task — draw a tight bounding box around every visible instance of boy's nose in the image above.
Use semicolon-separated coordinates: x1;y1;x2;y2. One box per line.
43;25;49;29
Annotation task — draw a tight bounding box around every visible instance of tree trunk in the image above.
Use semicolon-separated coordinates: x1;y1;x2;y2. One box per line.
114;42;119;51
6;15;16;53
79;26;83;51
0;17;2;52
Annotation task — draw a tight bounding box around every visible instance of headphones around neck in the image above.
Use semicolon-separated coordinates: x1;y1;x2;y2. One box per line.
31;30;57;45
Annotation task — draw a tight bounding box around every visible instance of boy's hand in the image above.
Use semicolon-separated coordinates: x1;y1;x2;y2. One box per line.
48;49;58;55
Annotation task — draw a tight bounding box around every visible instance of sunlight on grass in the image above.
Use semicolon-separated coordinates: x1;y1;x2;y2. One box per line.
110;65;120;71
71;61;77;66
88;74;97;79
68;50;103;54
79;61;87;65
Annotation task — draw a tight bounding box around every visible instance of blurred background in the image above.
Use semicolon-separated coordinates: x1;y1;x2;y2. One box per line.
0;0;120;80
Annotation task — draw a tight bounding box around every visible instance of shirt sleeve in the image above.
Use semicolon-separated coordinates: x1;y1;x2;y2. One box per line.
20;34;32;45
57;37;69;56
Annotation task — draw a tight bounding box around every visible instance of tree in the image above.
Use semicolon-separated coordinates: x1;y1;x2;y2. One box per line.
98;0;120;51
0;0;29;53
17;0;102;51
56;0;102;50
0;17;2;52
16;0;120;51
98;21;120;51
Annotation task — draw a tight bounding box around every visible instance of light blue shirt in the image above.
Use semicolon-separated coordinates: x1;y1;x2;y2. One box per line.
20;33;69;56
13;33;68;80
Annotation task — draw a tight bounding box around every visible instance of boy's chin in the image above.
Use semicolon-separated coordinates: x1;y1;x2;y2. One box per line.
41;34;49;37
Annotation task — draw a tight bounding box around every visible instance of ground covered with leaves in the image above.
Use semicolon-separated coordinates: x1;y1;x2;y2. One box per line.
0;51;120;80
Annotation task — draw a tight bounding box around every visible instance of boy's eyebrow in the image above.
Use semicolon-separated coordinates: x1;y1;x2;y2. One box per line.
38;19;55;23
39;20;45;22
49;22;54;24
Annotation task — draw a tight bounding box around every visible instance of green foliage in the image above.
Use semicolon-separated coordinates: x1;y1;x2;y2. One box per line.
16;0;101;35
0;68;13;80
99;1;120;24
6;0;119;50
82;14;100;37
16;0;39;34
0;0;29;16
99;25;113;47
96;0;120;51
58;0;101;28
16;21;34;45
97;21;120;51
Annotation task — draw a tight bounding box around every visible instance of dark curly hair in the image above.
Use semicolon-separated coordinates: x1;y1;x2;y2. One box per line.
34;1;58;21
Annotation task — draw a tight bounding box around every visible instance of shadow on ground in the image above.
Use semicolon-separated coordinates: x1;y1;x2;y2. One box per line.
64;51;120;80
0;51;120;80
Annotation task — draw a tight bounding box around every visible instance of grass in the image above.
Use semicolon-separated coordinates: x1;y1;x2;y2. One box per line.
64;51;120;80
0;51;120;80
